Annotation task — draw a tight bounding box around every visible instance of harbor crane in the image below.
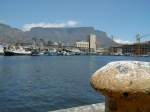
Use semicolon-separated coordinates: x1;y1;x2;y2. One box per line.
111;35;115;46
135;33;149;56
135;33;148;44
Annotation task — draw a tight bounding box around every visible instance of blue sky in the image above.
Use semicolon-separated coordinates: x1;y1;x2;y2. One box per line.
0;0;150;43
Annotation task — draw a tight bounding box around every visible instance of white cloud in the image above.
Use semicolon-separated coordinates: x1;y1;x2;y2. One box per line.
67;21;79;26
114;38;131;44
22;20;79;31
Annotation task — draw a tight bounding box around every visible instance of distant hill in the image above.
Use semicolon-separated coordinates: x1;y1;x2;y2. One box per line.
0;23;117;48
0;23;24;43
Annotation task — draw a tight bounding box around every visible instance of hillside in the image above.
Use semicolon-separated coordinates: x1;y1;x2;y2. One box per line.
0;23;117;48
0;23;24;43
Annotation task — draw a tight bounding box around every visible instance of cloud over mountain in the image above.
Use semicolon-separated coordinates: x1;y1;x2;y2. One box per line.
22;20;79;31
114;38;131;44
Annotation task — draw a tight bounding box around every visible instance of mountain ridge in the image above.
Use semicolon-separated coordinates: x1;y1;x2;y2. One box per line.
0;23;117;48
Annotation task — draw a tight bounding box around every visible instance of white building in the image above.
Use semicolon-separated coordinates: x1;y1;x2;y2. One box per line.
89;34;96;52
76;34;97;52
76;41;89;49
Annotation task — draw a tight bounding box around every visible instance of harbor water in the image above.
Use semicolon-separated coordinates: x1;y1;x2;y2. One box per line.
0;56;149;112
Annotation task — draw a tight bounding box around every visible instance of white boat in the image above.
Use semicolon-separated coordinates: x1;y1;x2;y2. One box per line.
0;45;4;55
4;46;31;56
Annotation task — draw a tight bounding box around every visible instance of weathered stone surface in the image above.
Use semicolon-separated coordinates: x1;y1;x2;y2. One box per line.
91;61;150;112
49;103;105;112
91;61;150;95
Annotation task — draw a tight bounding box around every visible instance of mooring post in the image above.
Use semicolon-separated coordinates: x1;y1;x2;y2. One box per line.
91;61;150;112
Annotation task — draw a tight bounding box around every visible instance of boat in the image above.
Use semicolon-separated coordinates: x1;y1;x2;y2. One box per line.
4;46;31;56
46;48;57;56
0;45;4;55
31;49;45;56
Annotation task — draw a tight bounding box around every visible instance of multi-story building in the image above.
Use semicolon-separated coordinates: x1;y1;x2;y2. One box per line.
110;46;123;55
76;34;97;52
89;34;96;52
122;41;150;56
76;41;89;48
110;41;150;56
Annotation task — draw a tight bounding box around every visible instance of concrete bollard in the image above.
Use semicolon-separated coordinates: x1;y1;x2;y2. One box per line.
90;61;150;112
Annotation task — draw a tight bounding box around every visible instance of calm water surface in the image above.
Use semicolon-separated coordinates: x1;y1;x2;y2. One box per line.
0;56;149;112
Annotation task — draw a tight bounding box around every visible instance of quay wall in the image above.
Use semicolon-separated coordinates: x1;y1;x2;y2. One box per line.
49;102;105;112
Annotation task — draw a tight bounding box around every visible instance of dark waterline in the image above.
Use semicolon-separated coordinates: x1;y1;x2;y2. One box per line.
0;56;149;112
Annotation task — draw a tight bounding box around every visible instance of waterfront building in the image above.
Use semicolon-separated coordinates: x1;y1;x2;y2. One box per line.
76;41;89;49
96;48;110;55
122;41;150;56
110;41;150;56
110;46;123;55
89;34;96;52
76;41;89;52
39;39;45;50
76;34;97;52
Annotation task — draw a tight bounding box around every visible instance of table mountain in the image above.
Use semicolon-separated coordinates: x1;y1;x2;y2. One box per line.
0;23;117;48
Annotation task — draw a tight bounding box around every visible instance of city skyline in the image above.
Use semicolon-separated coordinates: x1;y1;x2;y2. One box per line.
0;0;150;43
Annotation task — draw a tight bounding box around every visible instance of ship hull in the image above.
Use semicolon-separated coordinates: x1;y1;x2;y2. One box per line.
4;51;31;56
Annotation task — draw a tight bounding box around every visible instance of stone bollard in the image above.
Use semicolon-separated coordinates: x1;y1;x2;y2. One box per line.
90;61;150;112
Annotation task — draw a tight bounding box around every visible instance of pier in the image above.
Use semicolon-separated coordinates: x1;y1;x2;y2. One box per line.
50;103;105;112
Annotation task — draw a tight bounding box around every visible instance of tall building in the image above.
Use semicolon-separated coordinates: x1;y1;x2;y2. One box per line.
89;34;96;52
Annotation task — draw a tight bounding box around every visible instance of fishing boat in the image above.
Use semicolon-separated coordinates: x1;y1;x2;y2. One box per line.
4;46;31;56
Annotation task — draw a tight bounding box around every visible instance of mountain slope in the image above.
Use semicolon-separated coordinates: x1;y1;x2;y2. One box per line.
0;23;24;43
0;23;117;48
25;27;116;47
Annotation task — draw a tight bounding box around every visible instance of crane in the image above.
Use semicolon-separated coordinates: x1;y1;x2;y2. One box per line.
135;33;148;44
111;35;115;46
135;33;149;56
